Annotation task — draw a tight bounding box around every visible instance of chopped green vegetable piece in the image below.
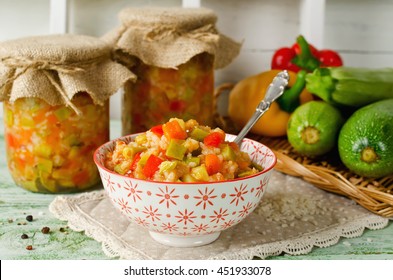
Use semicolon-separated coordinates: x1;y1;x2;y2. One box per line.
34;143;52;158
191;165;209;181
37;157;53;174
237;170;254;178
222;144;236;161
39;171;57;192
159;161;178;174
20;115;35;127
54;107;72;122
5;109;13;126
114;161;132;175
166;139;187;160
181;174;197;182
185;157;201;166
122;146;146;159
138;152;151;167
190;127;209;141
252;162;264;171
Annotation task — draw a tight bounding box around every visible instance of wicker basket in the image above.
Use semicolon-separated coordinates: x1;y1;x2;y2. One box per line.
214;84;393;218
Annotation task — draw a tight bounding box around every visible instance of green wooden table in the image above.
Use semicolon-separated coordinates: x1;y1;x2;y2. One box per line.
1;120;392;260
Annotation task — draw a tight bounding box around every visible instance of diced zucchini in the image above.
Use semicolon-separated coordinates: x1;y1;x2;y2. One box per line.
52;169;72;180
159;161;178;174
122;145;146;159
238;170;255;178
166;139;187;160
181;174;197;182
34;143;52;158
222;144;236;161
64;134;83;147
68;146;81;159
114;161;132;175
37;157;53;174
20;115;35;127
138;152;151;167
21;180;40;192
252;162;264;171
39;171;57;192
190;127;209;141
54;107;72;122
5;109;13;126
185;157;201;167
191;165;209;181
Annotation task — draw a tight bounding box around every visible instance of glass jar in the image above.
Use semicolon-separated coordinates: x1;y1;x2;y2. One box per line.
122;53;214;134
3;93;109;193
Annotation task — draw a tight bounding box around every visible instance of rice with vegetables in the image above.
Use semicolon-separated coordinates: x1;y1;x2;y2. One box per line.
105;118;262;182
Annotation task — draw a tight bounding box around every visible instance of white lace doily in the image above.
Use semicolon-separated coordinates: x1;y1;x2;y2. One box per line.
49;171;389;260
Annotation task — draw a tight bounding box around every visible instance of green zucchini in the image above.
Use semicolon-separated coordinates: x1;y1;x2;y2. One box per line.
287;101;344;157
306;67;393;107
338;99;393;178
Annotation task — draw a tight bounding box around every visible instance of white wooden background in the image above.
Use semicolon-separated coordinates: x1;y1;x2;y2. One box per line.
1;0;393;120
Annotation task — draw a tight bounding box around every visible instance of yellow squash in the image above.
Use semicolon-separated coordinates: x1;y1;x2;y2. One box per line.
228;70;313;137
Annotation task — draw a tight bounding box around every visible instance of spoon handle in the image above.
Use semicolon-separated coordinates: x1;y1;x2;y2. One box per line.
233;70;290;146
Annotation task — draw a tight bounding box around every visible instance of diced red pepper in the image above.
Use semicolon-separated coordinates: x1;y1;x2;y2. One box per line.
150;125;164;136
205;154;221;175
130;152;142;171
142;154;163;178
163;120;187;140
203;132;225;147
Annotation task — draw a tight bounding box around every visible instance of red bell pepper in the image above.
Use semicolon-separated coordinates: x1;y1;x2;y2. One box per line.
203;132;225;147
271;35;343;72
142;154;163;178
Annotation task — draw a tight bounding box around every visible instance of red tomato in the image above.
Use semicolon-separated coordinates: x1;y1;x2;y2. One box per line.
291;42;320;58
318;50;343;67
271;47;301;72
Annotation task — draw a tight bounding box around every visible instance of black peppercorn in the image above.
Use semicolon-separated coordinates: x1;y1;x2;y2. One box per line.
26;215;33;222
41;227;50;234
21;233;28;239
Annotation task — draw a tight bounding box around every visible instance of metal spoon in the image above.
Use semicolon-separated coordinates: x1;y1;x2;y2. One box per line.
233;70;290;146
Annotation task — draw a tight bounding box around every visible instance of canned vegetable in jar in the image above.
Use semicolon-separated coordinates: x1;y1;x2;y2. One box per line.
106;7;241;135
0;34;135;193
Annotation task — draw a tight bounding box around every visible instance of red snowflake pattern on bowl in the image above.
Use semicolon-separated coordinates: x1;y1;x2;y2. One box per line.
194;187;217;210
156;186;179;208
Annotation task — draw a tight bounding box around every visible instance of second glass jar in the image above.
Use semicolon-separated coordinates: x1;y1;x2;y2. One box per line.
122;53;214;135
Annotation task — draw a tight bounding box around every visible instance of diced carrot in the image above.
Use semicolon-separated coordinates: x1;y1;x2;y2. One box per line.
205;154;221;175
142;155;163;178
237;160;250;170
6;133;16;148
46;113;59;126
203;132;225;147
150;125;164;137
162;120;187;140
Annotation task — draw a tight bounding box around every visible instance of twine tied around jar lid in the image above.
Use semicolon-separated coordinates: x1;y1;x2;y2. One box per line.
103;7;242;69
0;34;136;115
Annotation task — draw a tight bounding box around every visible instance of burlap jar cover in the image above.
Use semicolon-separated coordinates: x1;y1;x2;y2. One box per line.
0;34;135;111
104;7;242;69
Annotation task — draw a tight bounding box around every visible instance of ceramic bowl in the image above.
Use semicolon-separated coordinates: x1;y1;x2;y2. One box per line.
94;134;276;247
